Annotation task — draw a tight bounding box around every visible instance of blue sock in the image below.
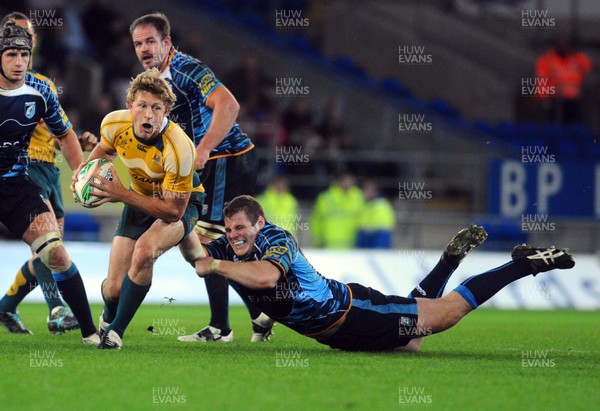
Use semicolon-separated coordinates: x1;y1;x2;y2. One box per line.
454;259;531;309
32;257;62;313
109;275;150;338
205;274;231;333
52;262;96;336
408;257;457;299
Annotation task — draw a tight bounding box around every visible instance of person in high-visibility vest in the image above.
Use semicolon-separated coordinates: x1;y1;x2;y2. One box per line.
357;180;396;249
535;37;593;123
310;173;364;248
257;175;299;237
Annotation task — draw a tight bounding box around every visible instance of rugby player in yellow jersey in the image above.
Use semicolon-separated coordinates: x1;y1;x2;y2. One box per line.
0;12;98;336
72;68;206;349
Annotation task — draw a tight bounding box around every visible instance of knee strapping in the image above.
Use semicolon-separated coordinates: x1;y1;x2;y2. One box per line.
180;243;208;264
31;231;69;272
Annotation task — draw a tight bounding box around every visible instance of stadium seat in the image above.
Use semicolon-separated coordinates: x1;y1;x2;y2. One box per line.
427;98;458;119
63;213;101;242
378;77;413;98
404;96;426;111
333;55;365;77
473;119;494;135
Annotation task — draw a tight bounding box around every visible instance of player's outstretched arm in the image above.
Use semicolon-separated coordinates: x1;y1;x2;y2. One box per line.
195;258;280;289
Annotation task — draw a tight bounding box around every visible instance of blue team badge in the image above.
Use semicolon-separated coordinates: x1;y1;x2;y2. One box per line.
24;102;36;119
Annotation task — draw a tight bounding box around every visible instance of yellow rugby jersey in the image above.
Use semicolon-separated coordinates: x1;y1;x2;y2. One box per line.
101;110;204;197
27;70;62;163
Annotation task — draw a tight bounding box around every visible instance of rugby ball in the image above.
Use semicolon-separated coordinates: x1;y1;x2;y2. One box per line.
74;158;113;208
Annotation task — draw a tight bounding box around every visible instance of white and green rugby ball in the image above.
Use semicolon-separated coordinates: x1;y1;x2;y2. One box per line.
74;158;113;208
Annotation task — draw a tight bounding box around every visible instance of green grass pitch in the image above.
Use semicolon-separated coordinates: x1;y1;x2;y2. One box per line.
0;304;597;411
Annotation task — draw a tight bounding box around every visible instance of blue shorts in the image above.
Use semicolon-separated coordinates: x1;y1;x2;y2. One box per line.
317;283;419;351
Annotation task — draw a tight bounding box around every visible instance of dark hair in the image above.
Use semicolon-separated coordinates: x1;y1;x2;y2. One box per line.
0;12;29;28
129;12;171;39
223;195;265;225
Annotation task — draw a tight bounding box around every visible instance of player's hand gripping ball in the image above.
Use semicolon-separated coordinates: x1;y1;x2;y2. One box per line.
74;158;113;208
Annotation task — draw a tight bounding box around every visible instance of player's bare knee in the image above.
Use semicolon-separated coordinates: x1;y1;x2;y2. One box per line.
131;242;158;270
31;231;70;272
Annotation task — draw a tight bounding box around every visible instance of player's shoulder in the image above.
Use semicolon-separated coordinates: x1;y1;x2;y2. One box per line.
170;49;217;84
25;72;55;98
28;70;59;95
102;109;132;125
260;222;297;248
171;49;206;71
101;110;132;139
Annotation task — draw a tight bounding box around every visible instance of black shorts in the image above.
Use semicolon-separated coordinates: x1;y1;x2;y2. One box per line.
317;283;419;351
196;148;257;238
0;175;51;238
28;161;65;219
115;191;205;242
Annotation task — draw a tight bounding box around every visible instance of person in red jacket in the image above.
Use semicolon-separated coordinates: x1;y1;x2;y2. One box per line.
535;37;593;123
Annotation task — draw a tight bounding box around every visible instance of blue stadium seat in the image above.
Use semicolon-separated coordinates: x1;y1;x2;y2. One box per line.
473;119;493;134
63;213;101;242
427;98;458;119
404;96;426;111
289;34;313;52
333;55;365;77
378;77;412;98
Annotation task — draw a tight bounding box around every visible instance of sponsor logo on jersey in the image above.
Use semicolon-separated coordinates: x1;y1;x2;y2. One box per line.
132;174;156;184
264;246;288;260
199;72;216;96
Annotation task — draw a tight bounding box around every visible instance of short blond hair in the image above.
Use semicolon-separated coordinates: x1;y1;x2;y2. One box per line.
127;68;176;109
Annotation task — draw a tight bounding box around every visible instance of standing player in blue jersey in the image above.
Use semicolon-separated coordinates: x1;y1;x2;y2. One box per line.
126;13;272;343
0;12;98;336
0;22;98;344
193;195;575;352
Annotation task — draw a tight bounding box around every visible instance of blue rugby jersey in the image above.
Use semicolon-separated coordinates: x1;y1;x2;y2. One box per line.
161;48;254;157
204;222;352;336
0;73;71;178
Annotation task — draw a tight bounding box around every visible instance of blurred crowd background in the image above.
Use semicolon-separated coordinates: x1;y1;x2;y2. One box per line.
1;0;599;253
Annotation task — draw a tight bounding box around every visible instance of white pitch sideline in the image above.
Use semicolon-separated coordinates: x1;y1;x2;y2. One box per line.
0;241;598;309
